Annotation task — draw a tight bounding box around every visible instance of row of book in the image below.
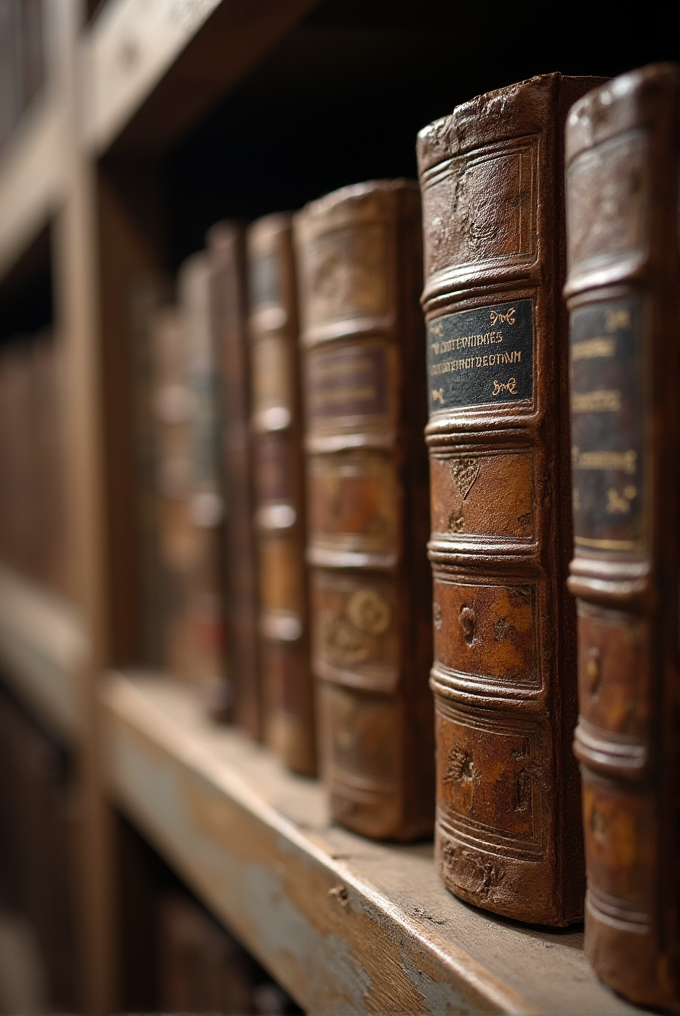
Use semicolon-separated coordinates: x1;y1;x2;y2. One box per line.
126;62;679;1011
0;331;71;597
0;59;671;1016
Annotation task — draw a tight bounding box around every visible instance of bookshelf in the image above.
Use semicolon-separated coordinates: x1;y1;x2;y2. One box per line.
0;0;676;1012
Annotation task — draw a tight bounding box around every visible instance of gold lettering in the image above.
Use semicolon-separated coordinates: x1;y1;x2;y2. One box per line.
606;485;637;514
429;330;503;355
489;307;516;326
605;309;630;332
572;448;637;474
572;337;616;361
572;389;622;413
492;377;518;396
429;349;521;376
431;388;444;405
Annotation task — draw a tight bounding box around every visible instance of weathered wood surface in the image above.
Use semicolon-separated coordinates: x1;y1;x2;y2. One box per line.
0;95;66;282
0;563;85;741
81;0;319;155
103;672;643;1015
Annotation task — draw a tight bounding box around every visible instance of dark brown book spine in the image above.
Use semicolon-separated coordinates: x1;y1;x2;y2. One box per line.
247;213;315;775
295;180;433;841
151;304;196;684
418;73;604;924
179;252;229;714
565;65;680;1007
208;222;261;738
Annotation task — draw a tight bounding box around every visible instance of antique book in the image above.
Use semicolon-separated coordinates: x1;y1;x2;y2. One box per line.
247;213;315;775
417;73;604;923
178;251;229;714
151;304;197;684
565;65;680;1007
208;222;261;737
295;180;433;840
129;278;171;665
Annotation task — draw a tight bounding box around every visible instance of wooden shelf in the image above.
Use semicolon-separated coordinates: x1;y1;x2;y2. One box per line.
0;563;86;743
0;93;66;283
103;671;641;1016
81;0;319;156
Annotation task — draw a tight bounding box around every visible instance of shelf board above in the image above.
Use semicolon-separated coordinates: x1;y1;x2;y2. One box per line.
81;0;320;156
0;563;86;743
103;671;641;1016
0;95;66;283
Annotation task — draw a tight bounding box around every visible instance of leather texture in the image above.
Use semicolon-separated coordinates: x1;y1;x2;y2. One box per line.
418;74;604;924
565;64;680;1008
295;180;434;841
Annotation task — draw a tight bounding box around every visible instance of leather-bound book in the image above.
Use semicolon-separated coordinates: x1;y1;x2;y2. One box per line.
151;304;196;685
565;65;680;1007
418;73;604;924
178;251;229;715
247;214;315;775
295;180;433;840
208;222;261;738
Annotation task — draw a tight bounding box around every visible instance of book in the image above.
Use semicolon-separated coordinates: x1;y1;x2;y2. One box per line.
565;65;680;1007
417;73;604;924
247;213;315;775
128;278;171;666
208;222;261;738
178;251;230;714
295;180;433;841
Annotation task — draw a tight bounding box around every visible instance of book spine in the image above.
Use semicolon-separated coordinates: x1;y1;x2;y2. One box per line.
208;223;261;738
565;66;680;1007
417;74;597;924
151;305;196;685
295;181;433;841
179;252;229;714
247;214;315;775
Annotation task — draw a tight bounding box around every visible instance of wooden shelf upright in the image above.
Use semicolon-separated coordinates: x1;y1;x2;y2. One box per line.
0;1;677;1012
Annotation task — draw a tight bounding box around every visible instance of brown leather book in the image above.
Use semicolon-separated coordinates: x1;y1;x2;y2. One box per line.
151;304;197;685
247;213;315;775
418;73;604;924
208;222;261;738
178;251;230;715
295;180;433;841
565;65;680;1007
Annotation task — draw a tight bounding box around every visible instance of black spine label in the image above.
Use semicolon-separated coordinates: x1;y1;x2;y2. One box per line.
427;299;534;412
570;297;644;552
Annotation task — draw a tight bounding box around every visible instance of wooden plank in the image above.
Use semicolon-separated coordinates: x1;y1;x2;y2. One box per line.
0;94;66;282
103;672;643;1016
0;563;86;741
81;0;319;155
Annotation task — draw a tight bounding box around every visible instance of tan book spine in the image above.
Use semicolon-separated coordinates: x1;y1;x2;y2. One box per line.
418;73;604;924
565;65;680;1007
247;213;315;775
295;180;433;840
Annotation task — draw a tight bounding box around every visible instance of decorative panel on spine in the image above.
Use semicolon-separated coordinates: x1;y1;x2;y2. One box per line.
565;65;680;1008
418;74;604;924
247;214;315;775
295;181;433;841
